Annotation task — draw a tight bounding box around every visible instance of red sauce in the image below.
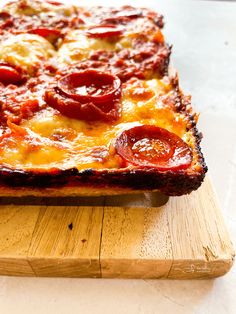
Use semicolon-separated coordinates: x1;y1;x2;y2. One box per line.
88;40;170;81
0;6;82;37
87;6;163;28
0;75;50;126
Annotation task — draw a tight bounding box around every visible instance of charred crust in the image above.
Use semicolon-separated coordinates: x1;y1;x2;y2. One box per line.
0;166;206;196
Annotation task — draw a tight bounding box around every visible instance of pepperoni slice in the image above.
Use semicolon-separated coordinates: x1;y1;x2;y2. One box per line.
0;63;22;85
28;28;62;39
102;8;142;24
46;0;63;5
58;70;121;104
115;8;142;19
115;125;192;170
0;12;11;20
0;11;13;29
86;25;123;38
45;70;121;122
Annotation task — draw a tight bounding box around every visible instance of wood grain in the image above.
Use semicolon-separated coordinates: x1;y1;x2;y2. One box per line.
0;205;40;276
100;206;172;278
28;205;104;277
0;177;234;278
167;177;235;279
100;177;234;278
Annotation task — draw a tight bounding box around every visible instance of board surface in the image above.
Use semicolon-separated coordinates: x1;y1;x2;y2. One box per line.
0;177;234;279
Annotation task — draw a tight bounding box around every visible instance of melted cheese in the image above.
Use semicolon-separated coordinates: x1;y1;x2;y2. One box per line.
125;18;164;42
0;77;196;170
0;34;55;74
4;0;75;17
57;30;132;67
56;20;163;68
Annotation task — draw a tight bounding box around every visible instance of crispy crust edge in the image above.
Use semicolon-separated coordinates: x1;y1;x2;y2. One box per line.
0;164;207;196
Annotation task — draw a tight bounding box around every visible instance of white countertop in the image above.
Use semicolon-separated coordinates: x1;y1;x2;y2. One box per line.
0;0;236;313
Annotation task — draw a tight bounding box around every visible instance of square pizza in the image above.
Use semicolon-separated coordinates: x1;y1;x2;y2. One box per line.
0;0;207;196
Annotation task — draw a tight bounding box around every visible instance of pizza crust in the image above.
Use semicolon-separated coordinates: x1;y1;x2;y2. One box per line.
0;185;155;197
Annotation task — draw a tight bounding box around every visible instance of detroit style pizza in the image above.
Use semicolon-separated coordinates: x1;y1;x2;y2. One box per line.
0;0;207;196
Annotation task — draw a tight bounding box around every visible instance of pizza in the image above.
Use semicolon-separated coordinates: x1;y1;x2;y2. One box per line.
0;0;207;196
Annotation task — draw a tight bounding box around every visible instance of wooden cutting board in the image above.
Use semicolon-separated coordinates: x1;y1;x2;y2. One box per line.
0;177;234;279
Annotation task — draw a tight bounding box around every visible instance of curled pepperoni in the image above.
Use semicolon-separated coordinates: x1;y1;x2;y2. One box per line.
46;0;63;5
0;11;13;29
86;24;123;38
0;12;11;20
28;28;62;39
0;63;23;85
115;8;142;19
45;70;122;122
58;70;121;103
115;125;192;171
